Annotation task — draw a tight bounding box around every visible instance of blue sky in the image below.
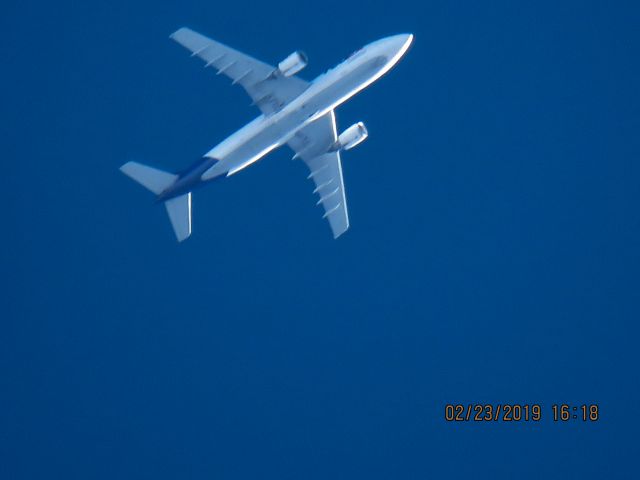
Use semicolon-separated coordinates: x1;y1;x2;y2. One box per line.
2;0;639;478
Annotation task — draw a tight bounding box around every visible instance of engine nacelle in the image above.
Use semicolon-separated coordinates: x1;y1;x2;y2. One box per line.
277;51;308;77
335;122;368;151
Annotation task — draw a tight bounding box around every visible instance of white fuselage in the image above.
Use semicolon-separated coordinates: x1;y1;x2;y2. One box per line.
197;34;413;181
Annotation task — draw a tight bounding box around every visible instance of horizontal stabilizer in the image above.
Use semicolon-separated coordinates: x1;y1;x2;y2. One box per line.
165;193;192;242
120;161;177;195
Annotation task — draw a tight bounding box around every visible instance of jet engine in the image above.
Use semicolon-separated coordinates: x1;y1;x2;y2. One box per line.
334;122;369;151
277;51;308;77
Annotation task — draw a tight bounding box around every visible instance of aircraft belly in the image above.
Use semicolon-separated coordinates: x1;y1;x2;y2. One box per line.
302;56;387;116
202;57;385;180
204;116;300;178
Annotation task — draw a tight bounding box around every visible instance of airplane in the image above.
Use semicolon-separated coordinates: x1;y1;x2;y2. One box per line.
120;28;413;241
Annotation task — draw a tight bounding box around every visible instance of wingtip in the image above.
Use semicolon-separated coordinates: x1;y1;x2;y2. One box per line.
169;27;188;39
332;227;349;240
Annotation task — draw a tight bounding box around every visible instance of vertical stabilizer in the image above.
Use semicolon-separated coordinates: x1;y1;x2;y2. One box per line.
164;193;192;242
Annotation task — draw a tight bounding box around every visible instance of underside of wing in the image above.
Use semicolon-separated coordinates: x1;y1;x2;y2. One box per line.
288;111;349;238
170;27;309;115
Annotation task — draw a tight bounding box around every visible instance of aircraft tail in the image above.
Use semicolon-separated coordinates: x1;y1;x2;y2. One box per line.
120;161;178;195
120;161;192;242
164;193;192;242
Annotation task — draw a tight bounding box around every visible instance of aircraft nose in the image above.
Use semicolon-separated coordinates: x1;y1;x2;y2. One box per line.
386;33;413;57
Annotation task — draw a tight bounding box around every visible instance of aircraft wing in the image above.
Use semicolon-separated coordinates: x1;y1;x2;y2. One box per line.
170;28;309;115
288;111;349;238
